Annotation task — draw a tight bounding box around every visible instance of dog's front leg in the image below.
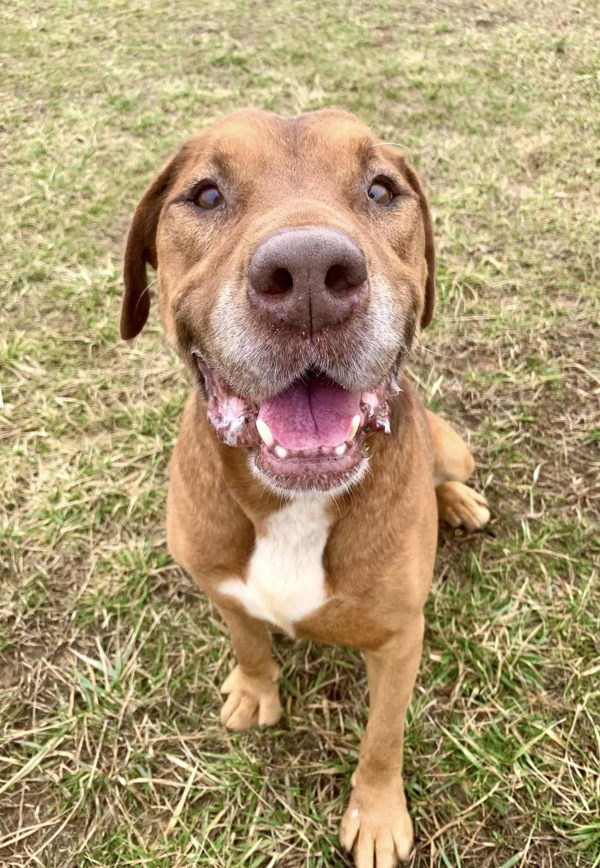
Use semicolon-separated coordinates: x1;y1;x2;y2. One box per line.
216;603;282;731
341;616;424;867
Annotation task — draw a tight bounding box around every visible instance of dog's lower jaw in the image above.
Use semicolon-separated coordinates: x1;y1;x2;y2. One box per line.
249;446;371;498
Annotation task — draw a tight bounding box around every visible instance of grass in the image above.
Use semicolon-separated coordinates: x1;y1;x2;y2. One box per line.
1;0;598;864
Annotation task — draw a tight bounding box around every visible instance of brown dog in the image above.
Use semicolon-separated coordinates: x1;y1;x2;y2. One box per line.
121;109;490;867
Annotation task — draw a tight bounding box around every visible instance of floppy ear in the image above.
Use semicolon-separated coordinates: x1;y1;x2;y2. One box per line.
121;148;187;340
401;161;436;329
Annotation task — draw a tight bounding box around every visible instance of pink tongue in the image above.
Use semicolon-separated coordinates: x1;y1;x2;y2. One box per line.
258;375;361;450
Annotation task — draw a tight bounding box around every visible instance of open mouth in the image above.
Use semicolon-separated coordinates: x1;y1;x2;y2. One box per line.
193;355;399;492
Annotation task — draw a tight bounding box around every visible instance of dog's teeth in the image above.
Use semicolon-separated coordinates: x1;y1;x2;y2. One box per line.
256;419;275;448
335;443;347;456
347;414;361;441
274;445;288;459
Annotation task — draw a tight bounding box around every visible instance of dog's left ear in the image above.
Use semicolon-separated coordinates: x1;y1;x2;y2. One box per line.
401;161;435;329
381;148;436;329
121;147;188;340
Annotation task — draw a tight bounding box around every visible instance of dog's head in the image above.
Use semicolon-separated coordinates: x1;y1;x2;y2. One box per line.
121;108;435;494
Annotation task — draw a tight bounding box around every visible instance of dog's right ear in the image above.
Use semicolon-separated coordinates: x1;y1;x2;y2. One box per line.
120;148;187;340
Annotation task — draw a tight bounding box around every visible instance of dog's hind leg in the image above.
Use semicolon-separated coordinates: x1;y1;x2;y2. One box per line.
427;410;491;532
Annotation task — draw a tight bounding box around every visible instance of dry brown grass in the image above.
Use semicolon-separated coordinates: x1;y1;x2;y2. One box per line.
1;0;598;864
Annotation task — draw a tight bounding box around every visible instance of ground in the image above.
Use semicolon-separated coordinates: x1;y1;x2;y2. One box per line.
1;0;598;865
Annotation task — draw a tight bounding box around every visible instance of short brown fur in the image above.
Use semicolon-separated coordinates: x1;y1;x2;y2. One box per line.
122;109;490;867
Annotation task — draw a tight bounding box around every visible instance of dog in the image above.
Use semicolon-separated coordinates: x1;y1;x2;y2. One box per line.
120;108;490;867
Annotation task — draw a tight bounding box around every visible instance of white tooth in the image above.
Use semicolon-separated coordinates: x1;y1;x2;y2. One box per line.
274;445;288;459
347;414;361;441
256;419;274;448
335;443;347;456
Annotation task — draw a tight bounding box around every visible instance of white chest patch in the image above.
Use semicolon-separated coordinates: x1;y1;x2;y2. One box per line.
219;497;332;637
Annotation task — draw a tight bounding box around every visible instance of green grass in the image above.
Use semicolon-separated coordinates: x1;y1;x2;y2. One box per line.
1;0;598;865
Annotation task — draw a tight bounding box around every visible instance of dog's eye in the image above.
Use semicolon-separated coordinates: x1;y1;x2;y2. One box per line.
368;179;395;205
193;185;224;210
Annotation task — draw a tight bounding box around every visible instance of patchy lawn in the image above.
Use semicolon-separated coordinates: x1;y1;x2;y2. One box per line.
1;0;598;865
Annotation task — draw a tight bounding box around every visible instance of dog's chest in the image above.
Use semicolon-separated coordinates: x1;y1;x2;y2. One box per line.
220;498;331;637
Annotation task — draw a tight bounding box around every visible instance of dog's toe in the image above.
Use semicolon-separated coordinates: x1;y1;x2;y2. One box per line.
221;691;259;729
341;777;414;867
219;663;282;731
436;481;491;532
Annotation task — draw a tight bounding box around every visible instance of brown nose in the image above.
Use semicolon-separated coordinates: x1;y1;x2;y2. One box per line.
248;227;368;334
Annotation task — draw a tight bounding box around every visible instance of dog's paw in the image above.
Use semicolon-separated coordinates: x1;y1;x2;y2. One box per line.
436;480;491;532
219;662;281;730
340;777;414;867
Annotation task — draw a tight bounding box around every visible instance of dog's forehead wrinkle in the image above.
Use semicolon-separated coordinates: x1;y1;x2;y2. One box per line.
203;148;240;184
181;111;379;192
179;115;285;183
